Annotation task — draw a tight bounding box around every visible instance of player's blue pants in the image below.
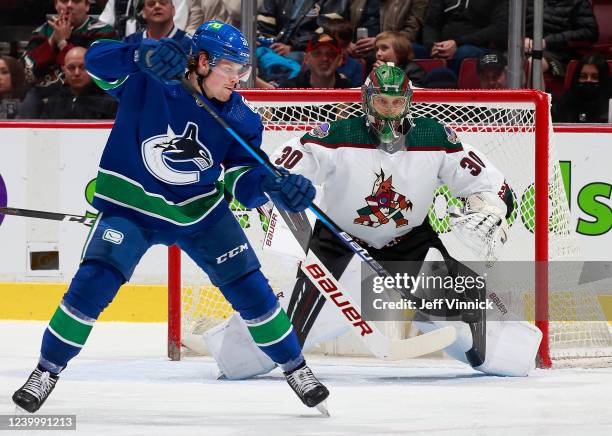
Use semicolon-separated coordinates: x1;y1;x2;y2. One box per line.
39;206;303;374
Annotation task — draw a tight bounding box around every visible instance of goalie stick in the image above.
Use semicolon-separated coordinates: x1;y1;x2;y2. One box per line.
269;207;457;359
300;249;457;360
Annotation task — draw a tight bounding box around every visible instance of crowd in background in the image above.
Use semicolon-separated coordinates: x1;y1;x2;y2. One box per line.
0;0;611;123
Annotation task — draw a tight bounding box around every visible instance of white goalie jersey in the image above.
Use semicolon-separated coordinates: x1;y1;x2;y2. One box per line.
269;116;509;249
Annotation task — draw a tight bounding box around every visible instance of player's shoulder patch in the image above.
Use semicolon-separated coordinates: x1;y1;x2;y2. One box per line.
408;117;463;151
443;125;459;144
309;122;331;138
301;117;374;148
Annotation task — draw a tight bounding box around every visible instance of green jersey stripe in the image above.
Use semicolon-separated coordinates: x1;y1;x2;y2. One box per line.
47;326;84;348
224;166;253;198
247;308;293;345
95;170;224;225
254;328;294;347
89;72;129;91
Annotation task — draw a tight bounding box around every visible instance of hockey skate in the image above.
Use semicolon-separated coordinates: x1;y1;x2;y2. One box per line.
284;363;330;416
12;367;59;413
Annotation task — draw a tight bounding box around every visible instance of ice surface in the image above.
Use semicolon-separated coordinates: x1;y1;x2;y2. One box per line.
2;321;612;435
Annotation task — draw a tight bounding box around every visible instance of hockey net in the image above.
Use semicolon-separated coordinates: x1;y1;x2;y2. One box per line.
168;88;612;367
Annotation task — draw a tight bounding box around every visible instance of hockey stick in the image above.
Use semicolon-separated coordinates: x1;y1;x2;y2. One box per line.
0;204;268;229
0;207;96;226
299;249;457;360
267;207;456;359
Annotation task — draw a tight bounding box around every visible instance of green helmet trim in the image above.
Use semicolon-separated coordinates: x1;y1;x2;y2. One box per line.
361;63;413;143
370;64;411;97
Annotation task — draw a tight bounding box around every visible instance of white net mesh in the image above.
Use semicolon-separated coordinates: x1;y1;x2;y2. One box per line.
176;89;612;364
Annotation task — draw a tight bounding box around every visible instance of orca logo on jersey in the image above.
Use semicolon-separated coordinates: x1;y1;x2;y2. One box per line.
142;122;214;185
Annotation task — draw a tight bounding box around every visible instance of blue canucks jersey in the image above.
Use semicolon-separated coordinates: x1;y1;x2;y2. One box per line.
85;39;268;232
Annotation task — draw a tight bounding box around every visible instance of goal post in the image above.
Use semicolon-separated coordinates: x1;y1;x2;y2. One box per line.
167;88;611;367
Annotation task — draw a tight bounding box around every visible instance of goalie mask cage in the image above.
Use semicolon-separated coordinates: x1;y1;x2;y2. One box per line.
167;88;612;368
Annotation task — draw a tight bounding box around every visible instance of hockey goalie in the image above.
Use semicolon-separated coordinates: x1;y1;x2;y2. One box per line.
203;63;542;379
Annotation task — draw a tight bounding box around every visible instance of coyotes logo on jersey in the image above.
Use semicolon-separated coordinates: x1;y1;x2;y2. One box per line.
354;169;413;228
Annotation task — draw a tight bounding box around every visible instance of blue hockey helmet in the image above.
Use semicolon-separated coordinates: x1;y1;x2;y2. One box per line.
191;20;251;80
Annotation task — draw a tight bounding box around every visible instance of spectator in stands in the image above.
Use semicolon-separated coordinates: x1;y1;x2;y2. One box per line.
280;33;350;89
22;0;118;88
98;0;144;39
323;19;364;87
422;0;508;74
349;0;429;60
186;0;243;33
373;31;426;87
40;46;117;119
525;0;598;79
123;0;191;53
257;0;349;64
477;52;508;89
0;55;27;119
423;67;458;88
552;54;612;123
100;0;189;38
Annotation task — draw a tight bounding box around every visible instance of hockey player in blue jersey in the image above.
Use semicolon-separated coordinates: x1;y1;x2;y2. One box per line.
13;20;329;414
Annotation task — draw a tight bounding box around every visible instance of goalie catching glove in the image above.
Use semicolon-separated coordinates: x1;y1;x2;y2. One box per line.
449;192;509;263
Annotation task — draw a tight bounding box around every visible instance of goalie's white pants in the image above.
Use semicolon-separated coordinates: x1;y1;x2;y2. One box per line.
413;318;541;377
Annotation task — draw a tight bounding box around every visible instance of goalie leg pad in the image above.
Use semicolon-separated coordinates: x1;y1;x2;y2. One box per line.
474;320;541;377
204;314;276;380
413;318;541;376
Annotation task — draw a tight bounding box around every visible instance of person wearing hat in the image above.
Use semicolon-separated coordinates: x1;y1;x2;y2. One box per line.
477;52;508;89
280;33;351;88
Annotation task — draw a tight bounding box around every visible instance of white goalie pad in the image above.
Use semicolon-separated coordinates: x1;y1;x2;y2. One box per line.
413;247;541;376
448;192;509;263
413;305;542;377
203;313;276;380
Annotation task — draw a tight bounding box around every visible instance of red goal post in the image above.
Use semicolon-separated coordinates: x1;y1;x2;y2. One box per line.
167;88;610;367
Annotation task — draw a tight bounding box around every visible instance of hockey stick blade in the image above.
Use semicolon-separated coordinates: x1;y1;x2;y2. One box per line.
300;250;456;360
0;207;95;226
